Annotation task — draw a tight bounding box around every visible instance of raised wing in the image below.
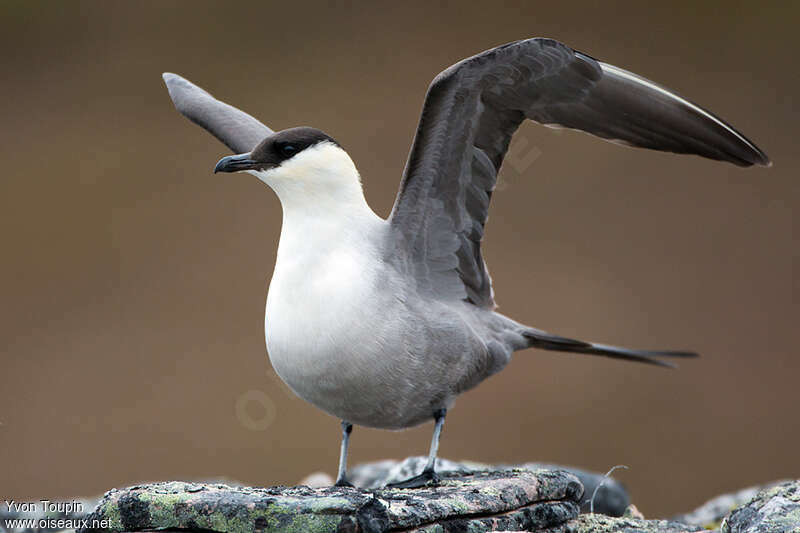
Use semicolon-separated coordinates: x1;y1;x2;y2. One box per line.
389;38;770;308
162;73;273;153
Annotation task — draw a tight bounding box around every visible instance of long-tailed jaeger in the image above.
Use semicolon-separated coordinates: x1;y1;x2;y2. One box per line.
163;38;769;488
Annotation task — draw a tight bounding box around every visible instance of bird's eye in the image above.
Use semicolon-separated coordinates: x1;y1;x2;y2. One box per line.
280;144;298;157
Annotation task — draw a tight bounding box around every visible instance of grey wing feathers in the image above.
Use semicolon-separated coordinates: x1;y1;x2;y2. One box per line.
533;57;771;166
162;73;273;154
389;38;770;309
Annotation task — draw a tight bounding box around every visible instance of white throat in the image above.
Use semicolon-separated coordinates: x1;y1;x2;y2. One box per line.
249;141;375;221
247;141;386;307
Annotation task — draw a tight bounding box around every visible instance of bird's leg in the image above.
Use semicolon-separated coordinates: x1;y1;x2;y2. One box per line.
334;421;354;487
387;408;447;489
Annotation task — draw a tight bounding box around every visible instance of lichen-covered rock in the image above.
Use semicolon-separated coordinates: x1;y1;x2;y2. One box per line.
515;463;628;517
721;480;800;533
349;457;629;517
673;481;787;529
565;513;704;532
79;469;583;533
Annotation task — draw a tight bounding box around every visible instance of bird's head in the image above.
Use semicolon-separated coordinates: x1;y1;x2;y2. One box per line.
213;127;362;205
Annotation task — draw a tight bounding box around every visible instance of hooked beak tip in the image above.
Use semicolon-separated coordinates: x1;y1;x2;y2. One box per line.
213;153;256;174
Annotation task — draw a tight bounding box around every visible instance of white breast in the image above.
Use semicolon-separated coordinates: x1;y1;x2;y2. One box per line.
265;214;398;420
266;233;378;370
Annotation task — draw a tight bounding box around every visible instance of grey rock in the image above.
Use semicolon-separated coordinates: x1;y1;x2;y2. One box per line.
673;481;788;529
78;469;583;532
516;463;629;517
8;465;797;533
348;457;629;517
721;480;800;533
565;513;704;532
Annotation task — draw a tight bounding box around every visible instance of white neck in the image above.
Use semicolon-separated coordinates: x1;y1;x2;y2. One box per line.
249;142;385;265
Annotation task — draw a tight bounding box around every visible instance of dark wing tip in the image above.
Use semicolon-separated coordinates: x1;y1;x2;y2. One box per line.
541;58;773;170
722;129;771;168
749;147;772;168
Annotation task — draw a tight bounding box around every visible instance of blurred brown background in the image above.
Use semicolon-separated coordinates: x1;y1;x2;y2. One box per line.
1;0;797;517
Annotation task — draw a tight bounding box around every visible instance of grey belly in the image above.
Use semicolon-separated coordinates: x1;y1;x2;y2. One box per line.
269;317;502;429
269;341;455;429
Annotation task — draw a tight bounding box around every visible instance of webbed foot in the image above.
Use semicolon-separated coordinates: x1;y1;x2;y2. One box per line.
386;468;440;489
334;477;354;488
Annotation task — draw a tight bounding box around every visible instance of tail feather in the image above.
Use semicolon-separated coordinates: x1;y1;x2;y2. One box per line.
522;328;698;368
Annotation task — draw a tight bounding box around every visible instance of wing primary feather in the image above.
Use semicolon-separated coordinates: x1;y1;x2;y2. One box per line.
388;38;770;308
162;72;273;154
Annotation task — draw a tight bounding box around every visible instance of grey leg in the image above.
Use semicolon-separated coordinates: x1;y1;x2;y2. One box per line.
334;421;353;487
387;408;447;489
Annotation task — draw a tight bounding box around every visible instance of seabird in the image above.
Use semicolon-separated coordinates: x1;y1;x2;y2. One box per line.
162;38;770;488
